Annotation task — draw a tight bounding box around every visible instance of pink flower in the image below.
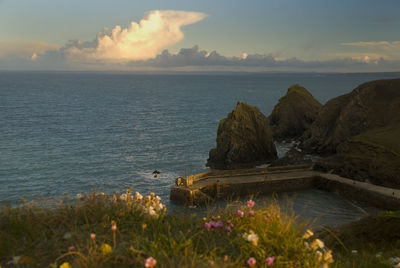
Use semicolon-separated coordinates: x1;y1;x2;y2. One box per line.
247;257;256;267
248;210;255;217
204;222;211;230
264;216;270;222
215;220;224;228
225;226;232;232
145;256;157;268
246;200;255;209
237;210;244;217
90;233;96;240
266;256;275;266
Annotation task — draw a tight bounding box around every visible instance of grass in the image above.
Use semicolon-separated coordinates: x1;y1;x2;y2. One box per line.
0;190;398;267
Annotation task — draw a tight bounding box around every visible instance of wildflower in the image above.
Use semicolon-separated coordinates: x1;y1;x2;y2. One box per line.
351;250;358;254
248;210;255;217
264;216;270;222
120;193;127;201
155;203;164;211
142;223;147;230
243;231;259;246
224;255;229;262
225;226;232;232
112;224;117;232
236;210;244;217
310;239;324;250
215;220;224;228
203;217;207;222
204;222;211;230
90;233;96;241
304;241;311;250
63;232;72;240
155;196;161;201
7;256;21;265
247;257;256;267
150;192;155;199
100;243;112;256
135;192;143;200
246;200;255;209
227;219;231;225
68;246;75;252
323;250;334;263
126;188;132;194
302;229;314;239
315;250;323;261
145;256;157;268
266;256;275;266
59;262;71;268
76;193;82;199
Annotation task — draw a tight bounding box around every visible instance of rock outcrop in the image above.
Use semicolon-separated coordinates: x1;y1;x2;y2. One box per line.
269;147;312;167
302;79;400;154
207;102;277;169
316;122;400;188
269;84;322;141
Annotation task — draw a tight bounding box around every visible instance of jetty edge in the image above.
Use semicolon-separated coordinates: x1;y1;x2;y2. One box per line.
170;164;400;210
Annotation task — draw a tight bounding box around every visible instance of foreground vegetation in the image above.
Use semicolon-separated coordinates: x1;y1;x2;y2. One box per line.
0;190;398;267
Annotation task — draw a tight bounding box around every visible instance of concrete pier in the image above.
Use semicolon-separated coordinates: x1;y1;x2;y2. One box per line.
170;165;400;210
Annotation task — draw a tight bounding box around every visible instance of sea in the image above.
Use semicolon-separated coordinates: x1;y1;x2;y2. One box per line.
1;71;398;227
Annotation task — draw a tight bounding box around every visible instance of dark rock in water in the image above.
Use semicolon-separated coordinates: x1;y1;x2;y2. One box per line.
302;78;400;154
269;84;322;141
152;170;161;178
317;123;400;188
270;147;312;167
207;102;277;169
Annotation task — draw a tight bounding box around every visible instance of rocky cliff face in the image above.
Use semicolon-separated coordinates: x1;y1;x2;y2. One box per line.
302;79;400;154
206;102;277;169
327;123;400;188
269;84;322;141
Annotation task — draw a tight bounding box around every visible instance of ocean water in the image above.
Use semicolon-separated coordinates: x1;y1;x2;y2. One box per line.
1;72;396;226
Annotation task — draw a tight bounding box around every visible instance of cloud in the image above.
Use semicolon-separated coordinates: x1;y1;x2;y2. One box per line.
0;41;59;60
341;41;400;50
64;10;206;62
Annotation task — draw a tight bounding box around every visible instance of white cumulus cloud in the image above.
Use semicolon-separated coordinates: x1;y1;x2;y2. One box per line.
65;10;206;62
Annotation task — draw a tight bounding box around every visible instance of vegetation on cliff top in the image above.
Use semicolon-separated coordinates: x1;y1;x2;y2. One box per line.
1;189;399;267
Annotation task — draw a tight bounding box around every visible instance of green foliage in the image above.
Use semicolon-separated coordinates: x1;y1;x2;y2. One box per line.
0;192;398;267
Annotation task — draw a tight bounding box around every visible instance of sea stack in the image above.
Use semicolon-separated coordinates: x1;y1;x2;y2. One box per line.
206;102;277;169
268;84;322;141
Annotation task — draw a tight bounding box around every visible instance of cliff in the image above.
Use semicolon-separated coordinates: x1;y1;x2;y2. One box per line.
269;84;322;141
302;79;400;154
206;102;277;169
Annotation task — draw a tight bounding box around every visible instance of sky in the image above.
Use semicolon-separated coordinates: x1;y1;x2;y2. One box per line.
1;0;400;72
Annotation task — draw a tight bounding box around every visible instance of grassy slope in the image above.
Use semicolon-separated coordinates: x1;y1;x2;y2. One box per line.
0;191;398;267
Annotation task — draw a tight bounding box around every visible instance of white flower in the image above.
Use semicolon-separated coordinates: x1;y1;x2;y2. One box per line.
120;193;127;201
134;192;143;200
351;250;358;254
155;203;164;211
304;241;311;250
311;239;325;250
76;193;82;199
315;250;323;261
242;232;259;246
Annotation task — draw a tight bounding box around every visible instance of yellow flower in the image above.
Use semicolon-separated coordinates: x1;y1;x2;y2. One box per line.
100;243;112;256
59;262;71;268
302;229;314;239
